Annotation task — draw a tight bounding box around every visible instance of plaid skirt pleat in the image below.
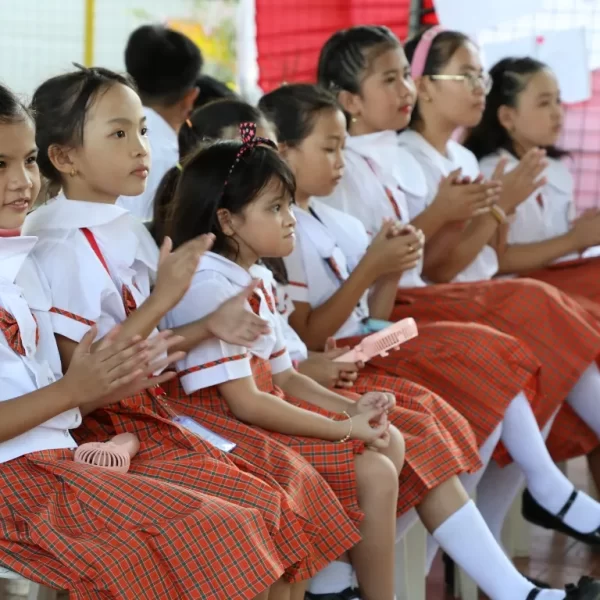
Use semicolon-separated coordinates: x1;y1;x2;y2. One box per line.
393;277;600;462
0;449;283;600
73;388;314;582
522;258;600;461
346;373;482;513
342;319;541;466
163;376;362;576
165;358;367;528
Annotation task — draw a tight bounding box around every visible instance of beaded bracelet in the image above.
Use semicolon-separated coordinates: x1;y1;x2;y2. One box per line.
337;411;353;443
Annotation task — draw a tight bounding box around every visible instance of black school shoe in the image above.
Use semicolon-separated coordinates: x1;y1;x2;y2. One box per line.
305;588;361;600
443;553;550;590
527;576;600;599
522;489;600;548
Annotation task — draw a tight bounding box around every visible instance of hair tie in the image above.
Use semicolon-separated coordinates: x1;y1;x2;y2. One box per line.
223;122;277;189
411;25;446;79
185;119;193;128
175;162;183;172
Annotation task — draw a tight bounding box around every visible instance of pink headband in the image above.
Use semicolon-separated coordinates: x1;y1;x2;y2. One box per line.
410;25;446;78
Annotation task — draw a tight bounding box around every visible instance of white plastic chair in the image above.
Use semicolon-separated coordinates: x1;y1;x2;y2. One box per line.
395;520;426;600
0;567;58;600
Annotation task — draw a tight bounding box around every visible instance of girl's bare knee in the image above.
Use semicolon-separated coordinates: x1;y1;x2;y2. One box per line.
355;450;399;500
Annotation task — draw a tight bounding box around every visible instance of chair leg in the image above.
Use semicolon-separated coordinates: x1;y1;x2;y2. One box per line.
502;487;530;558
395;521;426;600
27;582;58;600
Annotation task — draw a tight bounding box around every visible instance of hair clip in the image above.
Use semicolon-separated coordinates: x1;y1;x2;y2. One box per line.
222;122;277;190
175;162;183;171
186;118;193;128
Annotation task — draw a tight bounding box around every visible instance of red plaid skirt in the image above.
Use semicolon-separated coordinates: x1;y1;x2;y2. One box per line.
73;388;318;582
523;258;600;461
169;357;481;515
341;320;541;466
166;359;366;523
393;277;600;462
350;373;482;510
0;449;282;600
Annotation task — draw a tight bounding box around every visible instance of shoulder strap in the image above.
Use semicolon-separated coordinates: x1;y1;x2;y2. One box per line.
81;227;110;274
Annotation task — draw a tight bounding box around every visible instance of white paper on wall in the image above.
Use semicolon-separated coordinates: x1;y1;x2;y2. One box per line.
480;28;591;104
433;0;546;35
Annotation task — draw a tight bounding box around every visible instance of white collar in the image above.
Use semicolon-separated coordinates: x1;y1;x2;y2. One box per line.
293;204;336;259
24;194;130;232
23;194;158;273
347;131;428;197
145;107;178;150
0;236;38;284
398;129;454;173
197;252;253;287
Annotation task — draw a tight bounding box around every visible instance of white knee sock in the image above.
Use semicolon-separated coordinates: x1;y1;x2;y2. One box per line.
433;501;565;600
568;362;600;437
426;424;502;572
477;402;557;545
308;560;354;594
501;392;600;534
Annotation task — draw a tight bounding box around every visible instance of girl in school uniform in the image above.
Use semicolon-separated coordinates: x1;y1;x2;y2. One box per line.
0;83;291;600
465;57;600;309
153;97;365;392
258;81;600;600
316;24;600;549
157;126;417;600
23;66;365;598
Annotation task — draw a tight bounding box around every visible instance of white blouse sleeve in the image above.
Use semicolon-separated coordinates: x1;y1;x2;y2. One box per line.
166;276;253;393
32;237;109;343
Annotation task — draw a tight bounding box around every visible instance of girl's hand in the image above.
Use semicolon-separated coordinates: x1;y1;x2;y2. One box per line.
349;407;389;444
152;234;215;312
207;280;271;345
569;209;600;251
298;342;360;389
365;219;423;277
63;326;149;407
432;168;501;222
355;391;396;414
495;148;548;214
89;329;186;407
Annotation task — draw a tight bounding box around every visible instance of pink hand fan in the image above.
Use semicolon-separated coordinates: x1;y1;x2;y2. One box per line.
74;433;140;474
334;318;418;364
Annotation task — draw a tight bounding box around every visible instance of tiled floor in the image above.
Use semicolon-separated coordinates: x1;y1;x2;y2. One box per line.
427;457;600;598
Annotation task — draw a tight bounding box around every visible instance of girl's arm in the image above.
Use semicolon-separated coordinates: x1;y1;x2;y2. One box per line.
288;260;377;351
0;380;79;443
218;376;385;442
423;213;500;283
2;328;161;441
273;368;357;414
497;210;600;275
497;235;579;275
167;281;270;353
289;223;421;350
368;274;403;320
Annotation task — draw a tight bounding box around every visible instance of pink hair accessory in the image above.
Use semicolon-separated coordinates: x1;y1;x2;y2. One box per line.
410;25;446;78
74;433;140;474
334;318;418;364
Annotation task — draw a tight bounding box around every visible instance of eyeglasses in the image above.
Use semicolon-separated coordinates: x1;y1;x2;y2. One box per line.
428;72;493;95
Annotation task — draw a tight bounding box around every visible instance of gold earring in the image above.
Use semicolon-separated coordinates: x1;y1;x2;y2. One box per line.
69;167;77;178
351;116;358;123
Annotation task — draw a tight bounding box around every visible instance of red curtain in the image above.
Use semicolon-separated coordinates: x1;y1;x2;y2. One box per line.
255;0;412;92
